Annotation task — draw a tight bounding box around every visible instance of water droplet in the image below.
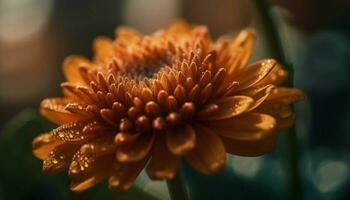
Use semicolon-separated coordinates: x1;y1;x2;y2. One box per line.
70;161;80;174
81;145;92;154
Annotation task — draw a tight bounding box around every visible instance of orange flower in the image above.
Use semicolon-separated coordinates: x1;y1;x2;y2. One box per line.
32;21;304;192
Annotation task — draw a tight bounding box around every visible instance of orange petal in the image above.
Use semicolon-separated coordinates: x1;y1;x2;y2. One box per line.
71;173;109;192
167;20;191;34
238;84;275;110
108;157;149;191
185;124;226;175
255;63;288;87
32;133;64;160
235;59;277;91
43;143;80;175
116;132;155;163
196;96;254;120
255;101;293;118
166;123;196;155
93;36;114;64
52;121;107;144
214;37;233;68
230;28;256;74
215;51;242;95
267;87;305;103
61;82;82;101
146;135;180;180
203;112;276;141
114;131;141;145
221;136;276;157
69;135;116;181
254;102;295;131
115;26;142;44
62;56;91;85
40;98;87;125
70;155;115;192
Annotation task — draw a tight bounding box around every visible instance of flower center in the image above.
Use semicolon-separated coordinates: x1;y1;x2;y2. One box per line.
121;64;162;79
119;60;170;82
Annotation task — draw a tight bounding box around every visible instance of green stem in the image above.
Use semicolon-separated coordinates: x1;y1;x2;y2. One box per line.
251;0;286;62
166;172;189;200
250;1;302;200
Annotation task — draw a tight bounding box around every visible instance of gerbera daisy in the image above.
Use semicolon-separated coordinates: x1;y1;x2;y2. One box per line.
32;21;303;192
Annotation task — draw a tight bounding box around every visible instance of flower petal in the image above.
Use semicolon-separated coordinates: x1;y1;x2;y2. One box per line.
255;63;288;87
167;20;191;34
196;96;254;120
32;133;64;160
61;82;83;101
254;102;295;131
202;112;276;141
146;135;180;180
166;123;196;155
221;136;276;157
115;26;142;44
267;87;305;103
116;132;155;163
40;98;88;125
235;59;277;91
185;124;226;175
70;155;115;192
108;157;149;191
215;30;256;95
52;121;109;144
239;84;275;110
114;131;141;146
43;143;80;175
69;135;116;187
63;56;91;84
230;28;256;73
93;36;114;64
71;173;108;192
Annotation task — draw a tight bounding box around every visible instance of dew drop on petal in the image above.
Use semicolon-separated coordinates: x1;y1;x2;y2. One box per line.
70;161;80;174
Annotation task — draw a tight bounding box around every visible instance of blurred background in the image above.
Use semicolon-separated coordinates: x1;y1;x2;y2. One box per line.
0;0;349;199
